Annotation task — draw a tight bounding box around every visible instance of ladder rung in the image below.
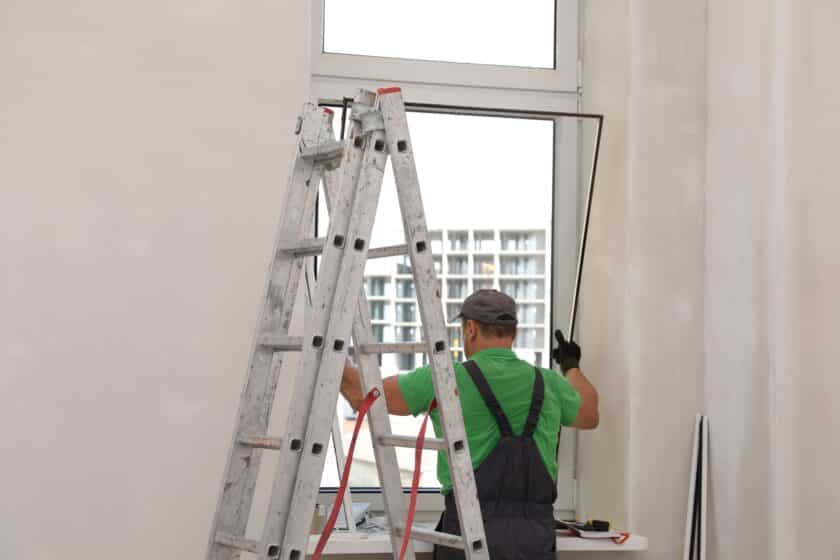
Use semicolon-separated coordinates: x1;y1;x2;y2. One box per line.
256;334;303;351
214;532;259;554
368;243;409;259
238;434;283;450
395;526;466;550
300;139;346;164
277;238;324;258
278;238;408;259
357;342;428;354
378;434;447;451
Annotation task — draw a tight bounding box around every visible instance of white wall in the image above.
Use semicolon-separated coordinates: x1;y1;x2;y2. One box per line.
0;1;308;558
579;0;840;559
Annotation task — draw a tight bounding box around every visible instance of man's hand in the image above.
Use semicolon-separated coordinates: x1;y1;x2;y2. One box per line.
340;357;364;411
552;330;599;429
552;330;581;373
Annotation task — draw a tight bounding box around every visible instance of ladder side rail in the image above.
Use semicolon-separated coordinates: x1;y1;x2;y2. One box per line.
380;89;490;560
322;168;415;560
259;90;375;558
207;105;331;560
277;96;391;560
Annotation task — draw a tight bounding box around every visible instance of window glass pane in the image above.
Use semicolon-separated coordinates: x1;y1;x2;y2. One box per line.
448;231;469;251
395;279;415;299
473;278;495;291
322;110;555;490
395;302;416;323
447;255;469;275
473;230;496;252
323;0;555;69
473;255;495;276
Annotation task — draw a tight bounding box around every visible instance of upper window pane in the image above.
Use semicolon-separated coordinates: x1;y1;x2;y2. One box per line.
323;0;556;69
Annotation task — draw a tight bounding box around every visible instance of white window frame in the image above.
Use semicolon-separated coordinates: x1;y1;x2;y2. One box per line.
310;0;579;94
309;0;590;519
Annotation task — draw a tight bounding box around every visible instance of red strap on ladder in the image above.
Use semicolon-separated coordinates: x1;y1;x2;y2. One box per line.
312;388;381;560
398;398;438;560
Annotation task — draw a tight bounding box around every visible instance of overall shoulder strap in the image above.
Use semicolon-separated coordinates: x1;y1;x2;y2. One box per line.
522;368;545;438
463;360;514;437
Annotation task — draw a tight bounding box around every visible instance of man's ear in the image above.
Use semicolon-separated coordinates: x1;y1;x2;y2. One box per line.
464;319;476;340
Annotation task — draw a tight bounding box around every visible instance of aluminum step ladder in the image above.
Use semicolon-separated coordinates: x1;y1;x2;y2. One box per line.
206;87;490;560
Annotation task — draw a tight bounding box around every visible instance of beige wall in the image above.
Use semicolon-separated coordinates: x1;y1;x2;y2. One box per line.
580;0;840;559
0;1;308;558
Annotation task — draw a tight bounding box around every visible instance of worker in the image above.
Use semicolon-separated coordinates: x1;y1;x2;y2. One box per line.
340;289;600;559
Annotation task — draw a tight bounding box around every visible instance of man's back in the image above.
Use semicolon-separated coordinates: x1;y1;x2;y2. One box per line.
398;347;581;493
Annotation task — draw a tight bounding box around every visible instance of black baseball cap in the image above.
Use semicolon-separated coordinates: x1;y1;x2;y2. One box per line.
449;289;518;326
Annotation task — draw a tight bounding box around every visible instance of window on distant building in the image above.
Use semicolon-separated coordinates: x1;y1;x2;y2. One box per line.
365;276;387;297
447;255;468;275
474;231;495;252
369;301;386;321
395;302;416;323
473;255;495;276
395;279;415;299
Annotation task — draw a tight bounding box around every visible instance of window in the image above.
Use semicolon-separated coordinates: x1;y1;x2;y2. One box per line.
369;301;386;321
473;255;495;276
500;279;545;301
321;109;558;490
323;0;555;69
371;324;384;342
473;278;495;291
514;328;544;349
395;302;416;323
447;255;468;275
398;353;416;372
500;256;544;276
313;26;601;511
365;276;387;297
474;231;496;252
396;256;412;275
313;0;579;95
395;326;417;342
448;326;463;350
447;279;468;300
448;231;469;251
517;304;545;325
395;279;415;299
317;107;597;513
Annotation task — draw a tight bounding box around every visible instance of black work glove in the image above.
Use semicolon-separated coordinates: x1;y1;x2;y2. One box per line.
552;330;581;374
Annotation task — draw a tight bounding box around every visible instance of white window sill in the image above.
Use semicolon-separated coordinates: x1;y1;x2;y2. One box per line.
306;529;648;555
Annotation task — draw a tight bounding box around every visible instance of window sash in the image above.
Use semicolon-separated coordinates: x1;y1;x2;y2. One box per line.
310;0;579;94
312;71;596;518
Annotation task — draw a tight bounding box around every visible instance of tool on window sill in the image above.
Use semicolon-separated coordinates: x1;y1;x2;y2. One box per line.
556;519;610;532
556;519;630;544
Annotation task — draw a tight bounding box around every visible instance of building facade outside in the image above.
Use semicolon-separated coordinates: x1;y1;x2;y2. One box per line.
363;227;550;376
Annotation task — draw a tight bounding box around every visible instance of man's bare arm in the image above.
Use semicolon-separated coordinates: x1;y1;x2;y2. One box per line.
566;367;599;429
340;360;411;415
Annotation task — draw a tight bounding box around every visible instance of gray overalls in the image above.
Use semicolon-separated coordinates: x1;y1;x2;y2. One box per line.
434;360;557;560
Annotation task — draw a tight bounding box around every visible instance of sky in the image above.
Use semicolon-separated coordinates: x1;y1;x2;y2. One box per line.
320;111;557;277
324;0;555;69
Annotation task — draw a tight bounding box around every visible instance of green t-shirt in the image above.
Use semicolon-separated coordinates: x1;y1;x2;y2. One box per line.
396;347;582;494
